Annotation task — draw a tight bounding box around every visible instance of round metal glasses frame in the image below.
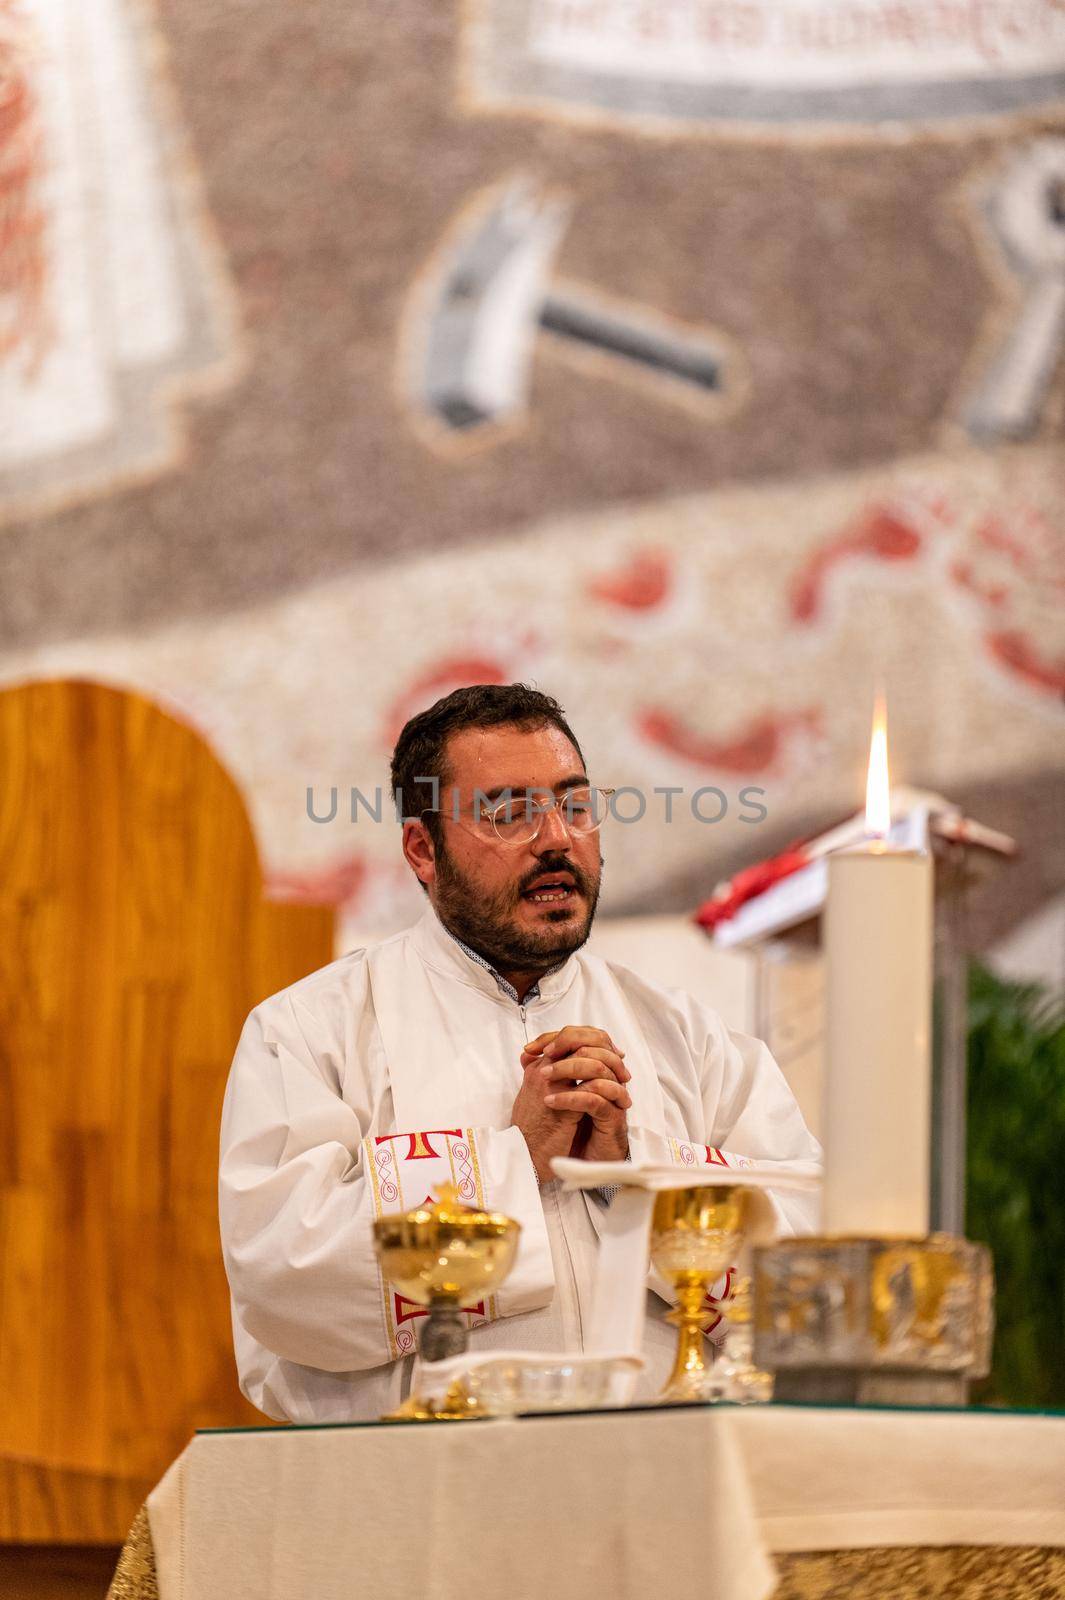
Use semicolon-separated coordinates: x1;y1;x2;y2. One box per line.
421;787;616;847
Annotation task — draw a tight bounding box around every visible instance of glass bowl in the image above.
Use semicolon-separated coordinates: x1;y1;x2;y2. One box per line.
452;1353;642;1415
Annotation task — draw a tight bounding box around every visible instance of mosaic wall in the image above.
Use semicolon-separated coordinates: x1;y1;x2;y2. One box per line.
2;0;1063;946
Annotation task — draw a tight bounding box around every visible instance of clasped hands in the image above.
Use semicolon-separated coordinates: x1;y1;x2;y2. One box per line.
510;1025;630;1184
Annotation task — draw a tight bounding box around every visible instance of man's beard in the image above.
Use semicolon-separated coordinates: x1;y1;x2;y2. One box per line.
432;841;602;972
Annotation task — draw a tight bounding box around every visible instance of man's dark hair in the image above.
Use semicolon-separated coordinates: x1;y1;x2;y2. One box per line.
390;683;585;849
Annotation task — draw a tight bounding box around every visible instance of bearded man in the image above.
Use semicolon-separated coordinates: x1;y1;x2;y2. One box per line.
219;683;820;1421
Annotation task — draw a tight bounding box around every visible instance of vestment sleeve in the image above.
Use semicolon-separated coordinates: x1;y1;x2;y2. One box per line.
627;1015;821;1337
219;1002;553;1376
628;1016;820;1231
701;1021;822;1237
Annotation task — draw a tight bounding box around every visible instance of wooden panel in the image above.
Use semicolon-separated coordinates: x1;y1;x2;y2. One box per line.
0;681;336;1541
0;1540;122;1600
0;1456;152;1546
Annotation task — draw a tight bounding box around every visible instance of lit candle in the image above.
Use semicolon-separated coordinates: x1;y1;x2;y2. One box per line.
822;698;934;1237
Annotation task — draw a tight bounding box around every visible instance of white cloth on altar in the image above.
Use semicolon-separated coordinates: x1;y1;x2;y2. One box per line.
219;901;821;1423
145;1407;1065;1600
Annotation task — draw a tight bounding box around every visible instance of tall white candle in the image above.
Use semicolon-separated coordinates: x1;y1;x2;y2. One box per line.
823;845;934;1236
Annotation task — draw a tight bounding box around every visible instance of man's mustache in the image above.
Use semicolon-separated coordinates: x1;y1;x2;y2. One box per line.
515;856;593;898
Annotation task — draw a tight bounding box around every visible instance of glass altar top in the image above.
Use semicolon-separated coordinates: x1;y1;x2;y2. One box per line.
196;1397;1065;1436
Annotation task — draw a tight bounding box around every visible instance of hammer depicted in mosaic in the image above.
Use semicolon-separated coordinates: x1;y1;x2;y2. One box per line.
411;178;730;438
964;139;1065;444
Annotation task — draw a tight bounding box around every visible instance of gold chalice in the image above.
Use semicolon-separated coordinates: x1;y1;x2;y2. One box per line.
372;1185;520;1420
650;1183;753;1404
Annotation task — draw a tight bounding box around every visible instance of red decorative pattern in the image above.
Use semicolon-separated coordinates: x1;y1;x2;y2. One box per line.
382;656;510;749
448;1136;478;1203
703;1264;736;1334
666;1140;753;1170
372;1140;400;1206
586;548;672;611
375;1128;464;1161
789;505;923;625
0;2;52;377
394;1291;487;1329
975;512;1065;587
636;708;821;774
366;1126;493;1359
984;630;1065;695
950;559;1007;609
948;505;1065;699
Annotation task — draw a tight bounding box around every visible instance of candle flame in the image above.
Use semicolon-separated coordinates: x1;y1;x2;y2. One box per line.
865;695;891;839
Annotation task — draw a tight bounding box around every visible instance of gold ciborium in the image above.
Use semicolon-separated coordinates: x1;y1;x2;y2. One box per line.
372;1185;520;1420
650;1183;752;1404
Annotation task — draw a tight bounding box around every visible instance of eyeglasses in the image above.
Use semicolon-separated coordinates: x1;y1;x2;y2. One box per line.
426;786;616;848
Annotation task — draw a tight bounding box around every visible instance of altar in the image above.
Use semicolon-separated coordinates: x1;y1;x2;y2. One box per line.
108;1401;1065;1600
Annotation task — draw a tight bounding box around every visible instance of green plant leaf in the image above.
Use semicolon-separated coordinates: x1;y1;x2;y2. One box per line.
966;961;1065;1408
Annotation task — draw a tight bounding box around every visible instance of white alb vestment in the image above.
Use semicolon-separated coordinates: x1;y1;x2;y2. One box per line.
219;903;821;1422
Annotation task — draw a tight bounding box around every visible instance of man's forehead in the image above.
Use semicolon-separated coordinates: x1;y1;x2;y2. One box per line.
443;723;584;789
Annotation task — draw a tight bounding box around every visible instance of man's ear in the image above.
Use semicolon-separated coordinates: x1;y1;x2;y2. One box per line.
402;818;436;888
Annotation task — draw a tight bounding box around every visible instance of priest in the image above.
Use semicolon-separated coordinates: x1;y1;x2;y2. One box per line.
219;683;821;1421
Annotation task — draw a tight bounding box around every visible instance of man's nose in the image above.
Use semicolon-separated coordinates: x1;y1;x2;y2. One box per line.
532;802;572;853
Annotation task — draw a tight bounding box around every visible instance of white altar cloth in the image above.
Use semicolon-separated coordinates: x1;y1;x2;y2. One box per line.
146;1404;1065;1600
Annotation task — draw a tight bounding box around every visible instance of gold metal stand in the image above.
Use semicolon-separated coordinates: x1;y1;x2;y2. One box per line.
661;1274;721;1403
651;1182;752;1405
385;1379;484;1422
372;1185;521;1421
